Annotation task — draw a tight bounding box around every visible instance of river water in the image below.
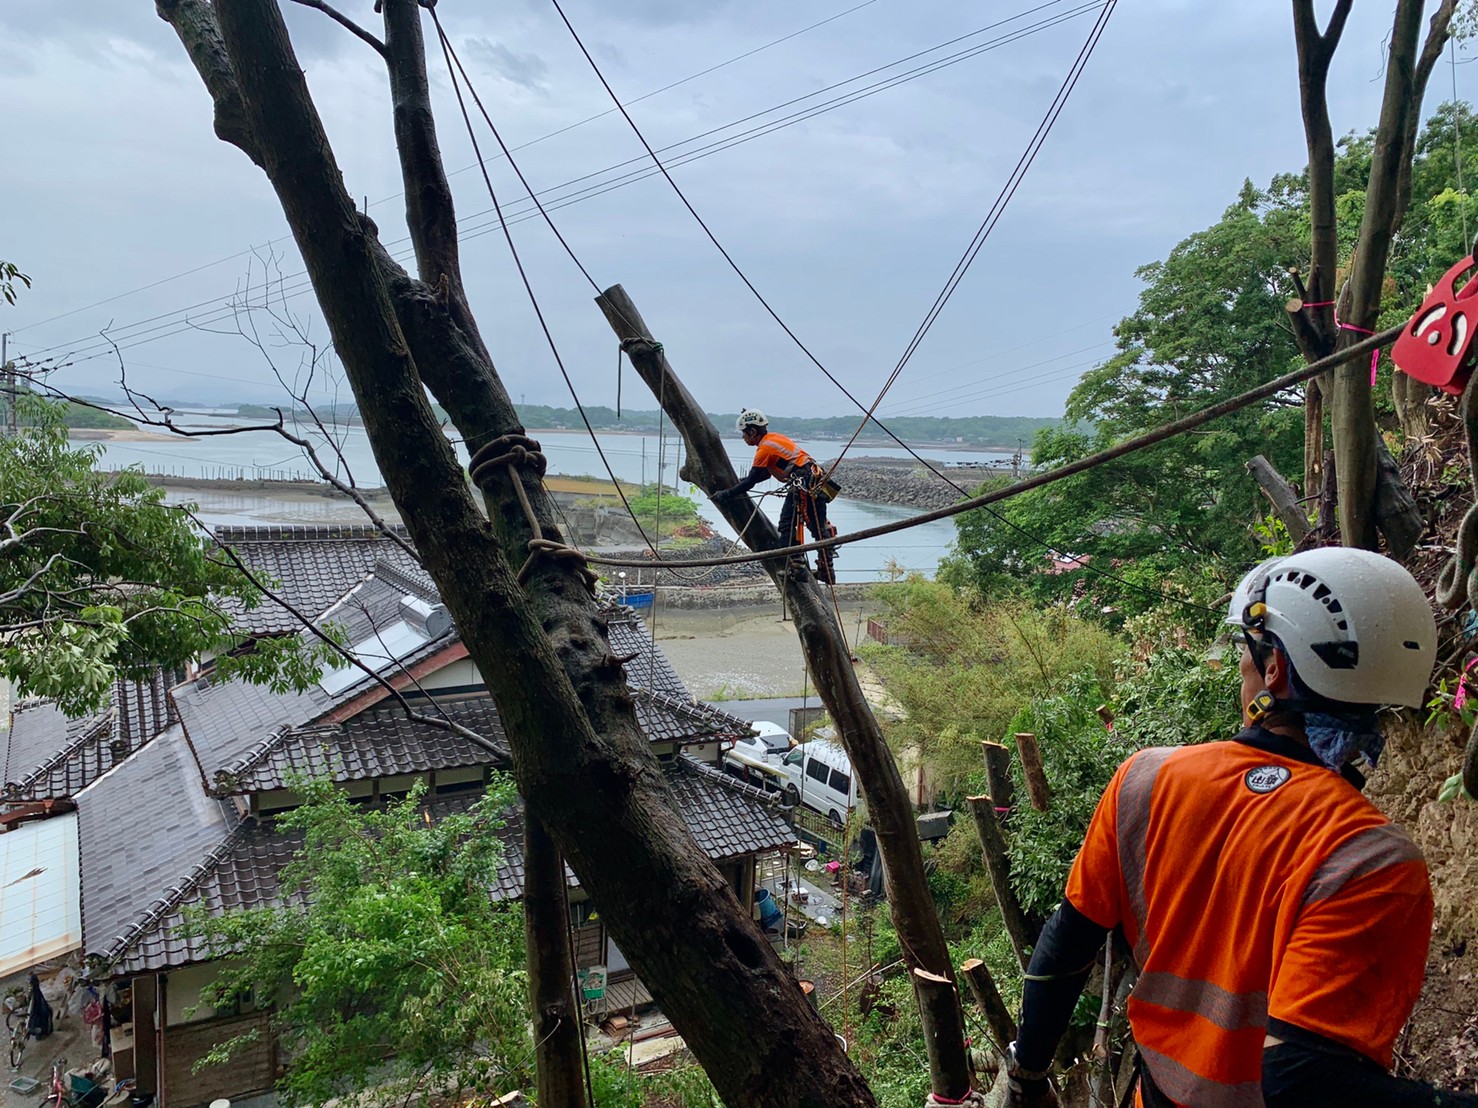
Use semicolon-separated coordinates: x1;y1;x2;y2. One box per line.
92;421;1008;582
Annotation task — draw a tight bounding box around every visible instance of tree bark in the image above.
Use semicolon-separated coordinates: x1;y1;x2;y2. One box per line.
1291;0;1452;550
914;969;974;1092
597;284;972;1100
966;796;1041;972
960;958;1018;1056
524;816;588;1108
981;741;1014;822
1014;732;1050;813
1246;455;1310;543
163;2;873;1103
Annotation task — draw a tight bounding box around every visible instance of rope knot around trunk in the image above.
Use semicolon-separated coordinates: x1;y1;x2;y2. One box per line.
925;1088;987;1108
468;435;598;594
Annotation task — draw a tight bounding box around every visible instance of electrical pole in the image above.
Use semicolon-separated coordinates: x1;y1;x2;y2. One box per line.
2;332;15;438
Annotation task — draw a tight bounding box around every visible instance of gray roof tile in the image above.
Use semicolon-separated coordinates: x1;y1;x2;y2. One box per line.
215;525;424;634
4;674;178;802
102;760;793;974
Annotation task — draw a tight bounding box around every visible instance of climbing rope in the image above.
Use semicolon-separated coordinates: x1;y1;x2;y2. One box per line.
468;434;600;593
1437;379;1478;613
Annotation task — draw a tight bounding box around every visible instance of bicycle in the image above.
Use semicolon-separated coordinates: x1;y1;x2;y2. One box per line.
6;1004;27;1070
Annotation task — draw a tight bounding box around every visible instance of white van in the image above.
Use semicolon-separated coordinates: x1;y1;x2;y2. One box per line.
722;721;794;791
777;739;858;826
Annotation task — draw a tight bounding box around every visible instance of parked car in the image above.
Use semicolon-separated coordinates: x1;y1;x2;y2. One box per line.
776;738;857;827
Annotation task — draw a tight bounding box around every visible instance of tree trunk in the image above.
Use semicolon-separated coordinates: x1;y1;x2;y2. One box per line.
163;3;873;1103
1014;733;1050;813
960;958;1018;1056
1246;455;1310;543
981;741;1014;822
966;796;1041;972
524;817;588;1108
597;284;972;1100
1291;0;1452;550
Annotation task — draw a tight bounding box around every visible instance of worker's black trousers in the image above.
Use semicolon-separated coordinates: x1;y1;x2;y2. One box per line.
778;474;831;561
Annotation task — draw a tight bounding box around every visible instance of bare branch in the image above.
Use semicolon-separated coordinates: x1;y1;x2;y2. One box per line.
203;514;509;763
286;0;387;57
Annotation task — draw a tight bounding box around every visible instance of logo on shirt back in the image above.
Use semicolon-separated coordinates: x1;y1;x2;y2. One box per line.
1244;764;1292;794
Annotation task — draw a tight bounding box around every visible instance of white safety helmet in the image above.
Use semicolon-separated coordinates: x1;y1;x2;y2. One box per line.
1227;547;1436;708
736;409;769;433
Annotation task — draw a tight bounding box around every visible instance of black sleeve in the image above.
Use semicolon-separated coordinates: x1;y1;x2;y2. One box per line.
1012;898;1109;1072
1264;1021;1478;1108
722;466;768;497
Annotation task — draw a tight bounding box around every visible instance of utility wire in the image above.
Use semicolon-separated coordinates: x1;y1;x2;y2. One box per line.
837;0;1117;465
584;323;1402;578
21;0;1096;366
546;0;1177;607
429;11;660;561
11;0;880;338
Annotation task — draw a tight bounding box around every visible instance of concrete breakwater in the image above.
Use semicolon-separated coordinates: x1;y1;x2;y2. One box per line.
824;456;1011;511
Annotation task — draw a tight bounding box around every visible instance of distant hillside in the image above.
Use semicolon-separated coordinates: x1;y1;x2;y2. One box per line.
60;401;135;430
510;404;1068;450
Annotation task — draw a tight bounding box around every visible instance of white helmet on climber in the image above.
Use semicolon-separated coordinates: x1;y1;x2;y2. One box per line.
736;409;769;433
1227;547;1436;708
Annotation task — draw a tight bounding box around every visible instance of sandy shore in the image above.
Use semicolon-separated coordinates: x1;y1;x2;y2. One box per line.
68;427;193;443
652;600;879;700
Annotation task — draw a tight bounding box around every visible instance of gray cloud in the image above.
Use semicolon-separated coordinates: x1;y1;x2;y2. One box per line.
466;38;550;90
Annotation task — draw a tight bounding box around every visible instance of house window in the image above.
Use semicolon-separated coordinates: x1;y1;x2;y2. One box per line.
828;768;851;795
806;758;829;785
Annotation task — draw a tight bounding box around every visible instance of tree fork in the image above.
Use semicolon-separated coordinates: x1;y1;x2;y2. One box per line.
166;2;873;1102
597;282;972;1100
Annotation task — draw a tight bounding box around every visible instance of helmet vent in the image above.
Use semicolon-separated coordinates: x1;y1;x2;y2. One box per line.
1313;584;1331;601
1404;640;1422;650
1336;620;1348;630
1326;599;1343;613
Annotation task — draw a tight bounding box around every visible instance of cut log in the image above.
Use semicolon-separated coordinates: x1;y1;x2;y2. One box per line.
960;958;1017;1055
981;742;1014;821
966;796;1041;971
1014;733;1050;812
1246;455;1311;543
913;969;974;1099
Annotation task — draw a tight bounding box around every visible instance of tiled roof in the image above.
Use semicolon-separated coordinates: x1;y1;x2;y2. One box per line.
213;697;508;795
76;728;239;968
214;525;424;634
101;760;794;974
174;571;459;782
4;674;178;802
488;757;794;901
607;609;689;699
632;688;753;745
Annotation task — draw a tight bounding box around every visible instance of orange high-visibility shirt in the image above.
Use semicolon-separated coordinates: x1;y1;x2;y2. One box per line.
751;432;812;482
1066;731;1432;1108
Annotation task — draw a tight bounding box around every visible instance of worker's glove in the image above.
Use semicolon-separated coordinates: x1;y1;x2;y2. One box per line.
1004;1043;1058;1108
711;488;735;504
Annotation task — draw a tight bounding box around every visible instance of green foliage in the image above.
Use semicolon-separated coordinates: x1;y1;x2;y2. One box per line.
51;401;136;430
187;778;528;1107
626;483;702;535
0;396;335;714
946;106;1478;629
0;260;29;306
587;1052;721;1108
862;579;1123;790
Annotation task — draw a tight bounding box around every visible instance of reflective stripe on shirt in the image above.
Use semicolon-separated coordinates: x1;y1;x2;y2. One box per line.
1301;824;1422;907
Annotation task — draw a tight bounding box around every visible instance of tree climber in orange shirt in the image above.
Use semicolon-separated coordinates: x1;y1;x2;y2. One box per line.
1003;547;1478;1108
712;409;839;583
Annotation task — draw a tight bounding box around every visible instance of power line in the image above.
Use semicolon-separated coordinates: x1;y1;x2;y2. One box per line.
547;0;1206;612
583;324;1401;578
830;0;1117;468
10;0;881;338
20;0;1097;367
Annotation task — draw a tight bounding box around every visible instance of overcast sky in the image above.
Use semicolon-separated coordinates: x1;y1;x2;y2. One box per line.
1;1;1467;421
